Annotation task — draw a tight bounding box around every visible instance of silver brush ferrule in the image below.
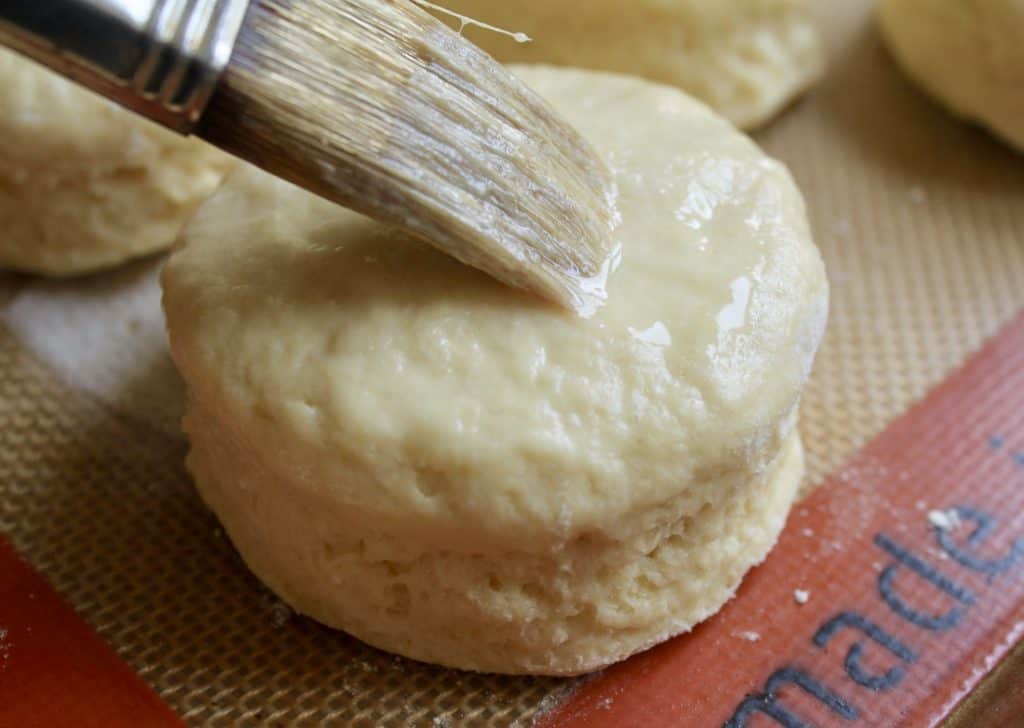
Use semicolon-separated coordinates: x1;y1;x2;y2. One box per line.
0;0;249;133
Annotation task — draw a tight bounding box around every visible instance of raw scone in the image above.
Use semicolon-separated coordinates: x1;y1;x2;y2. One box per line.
162;67;829;675
434;0;824;129
879;0;1024;152
0;50;233;276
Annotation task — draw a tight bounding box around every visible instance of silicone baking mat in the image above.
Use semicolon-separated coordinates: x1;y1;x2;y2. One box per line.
1;1;1023;725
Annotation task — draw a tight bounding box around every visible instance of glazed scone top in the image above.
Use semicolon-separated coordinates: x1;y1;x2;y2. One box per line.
163;67;828;550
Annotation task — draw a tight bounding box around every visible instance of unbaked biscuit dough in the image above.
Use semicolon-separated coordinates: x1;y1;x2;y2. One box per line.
434;0;824;129
163;67;829;674
879;0;1024;152
0;50;233;276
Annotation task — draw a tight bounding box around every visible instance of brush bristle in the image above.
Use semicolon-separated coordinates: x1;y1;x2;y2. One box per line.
198;0;618;314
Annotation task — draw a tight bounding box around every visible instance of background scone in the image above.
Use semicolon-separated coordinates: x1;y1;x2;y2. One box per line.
879;0;1024;153
433;0;824;129
163;67;829;675
0;50;233;276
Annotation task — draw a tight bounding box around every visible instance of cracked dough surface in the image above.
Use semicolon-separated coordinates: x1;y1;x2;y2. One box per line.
434;0;824;129
879;0;1024;152
0;50;233;276
163;66;828;674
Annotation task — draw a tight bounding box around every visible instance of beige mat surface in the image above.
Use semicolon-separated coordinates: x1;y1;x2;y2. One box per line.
1;2;1022;725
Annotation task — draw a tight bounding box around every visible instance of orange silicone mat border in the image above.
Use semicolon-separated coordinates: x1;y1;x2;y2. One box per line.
0;536;186;728
538;309;1024;728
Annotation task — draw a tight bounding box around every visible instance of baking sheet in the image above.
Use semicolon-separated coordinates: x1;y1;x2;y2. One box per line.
1;1;1023;725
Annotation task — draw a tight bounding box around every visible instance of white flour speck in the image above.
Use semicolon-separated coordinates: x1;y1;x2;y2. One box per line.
801;527;814;538
928;509;960;531
734;630;761;642
794;589;810;605
1;259;184;438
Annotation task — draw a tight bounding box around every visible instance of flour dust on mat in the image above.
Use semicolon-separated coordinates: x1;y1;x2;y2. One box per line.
2;258;184;438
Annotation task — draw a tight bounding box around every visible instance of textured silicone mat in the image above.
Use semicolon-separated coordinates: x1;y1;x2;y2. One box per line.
0;536;187;728
0;1;1022;726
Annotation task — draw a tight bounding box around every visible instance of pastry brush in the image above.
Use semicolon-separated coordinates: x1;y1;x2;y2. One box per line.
0;0;618;314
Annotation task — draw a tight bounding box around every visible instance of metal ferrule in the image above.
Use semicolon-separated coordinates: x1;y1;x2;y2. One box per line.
0;0;249;133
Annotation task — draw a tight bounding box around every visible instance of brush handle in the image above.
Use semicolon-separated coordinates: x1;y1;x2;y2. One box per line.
0;0;248;133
